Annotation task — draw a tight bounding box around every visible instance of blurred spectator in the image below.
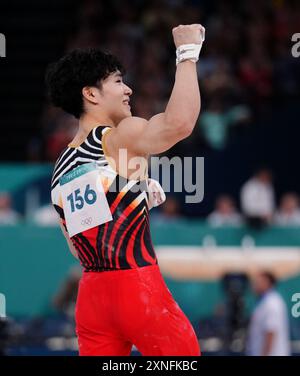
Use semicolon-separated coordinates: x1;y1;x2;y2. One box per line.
274;193;300;226
199;100;251;150
40;107;77;162
0;318;9;356
238;45;273;105
32;204;60;226
208;195;243;227
150;195;182;223
53;266;81;319
0;192;21;225
246;271;290;356
240;169;275;228
220;273;249;352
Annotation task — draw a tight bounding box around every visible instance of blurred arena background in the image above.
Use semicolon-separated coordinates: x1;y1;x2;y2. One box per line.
1;0;300;356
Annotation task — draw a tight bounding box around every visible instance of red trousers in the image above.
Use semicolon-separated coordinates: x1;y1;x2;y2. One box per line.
75;264;201;356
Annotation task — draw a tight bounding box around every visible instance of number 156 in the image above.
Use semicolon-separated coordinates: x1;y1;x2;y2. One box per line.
67;184;97;212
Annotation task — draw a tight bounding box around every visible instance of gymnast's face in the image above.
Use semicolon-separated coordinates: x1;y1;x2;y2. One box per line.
252;274;272;296
82;70;133;125
96;70;133;125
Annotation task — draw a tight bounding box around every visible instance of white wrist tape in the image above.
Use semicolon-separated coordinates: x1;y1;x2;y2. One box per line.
176;43;203;65
176;28;205;65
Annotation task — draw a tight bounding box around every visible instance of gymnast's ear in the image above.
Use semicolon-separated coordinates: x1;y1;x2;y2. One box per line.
82;86;101;105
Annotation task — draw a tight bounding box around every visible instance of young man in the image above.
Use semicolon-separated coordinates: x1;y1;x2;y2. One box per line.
48;24;205;356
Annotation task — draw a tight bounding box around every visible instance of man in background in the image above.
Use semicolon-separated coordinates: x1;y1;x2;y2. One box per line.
208;195;243;227
274;193;300;226
240;168;275;229
246;271;290;356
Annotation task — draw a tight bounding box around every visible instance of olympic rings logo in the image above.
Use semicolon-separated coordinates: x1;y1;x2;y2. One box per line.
81;217;92;226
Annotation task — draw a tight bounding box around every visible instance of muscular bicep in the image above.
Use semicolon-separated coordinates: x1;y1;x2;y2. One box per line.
111;115;191;156
137;113;191;154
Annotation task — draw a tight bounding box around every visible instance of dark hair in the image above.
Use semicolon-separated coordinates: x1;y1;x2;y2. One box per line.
260;271;277;287
45;48;125;119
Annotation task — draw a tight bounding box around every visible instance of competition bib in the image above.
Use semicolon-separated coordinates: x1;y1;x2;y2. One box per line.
59;162;113;237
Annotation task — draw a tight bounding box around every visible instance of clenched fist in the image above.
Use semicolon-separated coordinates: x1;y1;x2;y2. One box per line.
172;24;205;48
